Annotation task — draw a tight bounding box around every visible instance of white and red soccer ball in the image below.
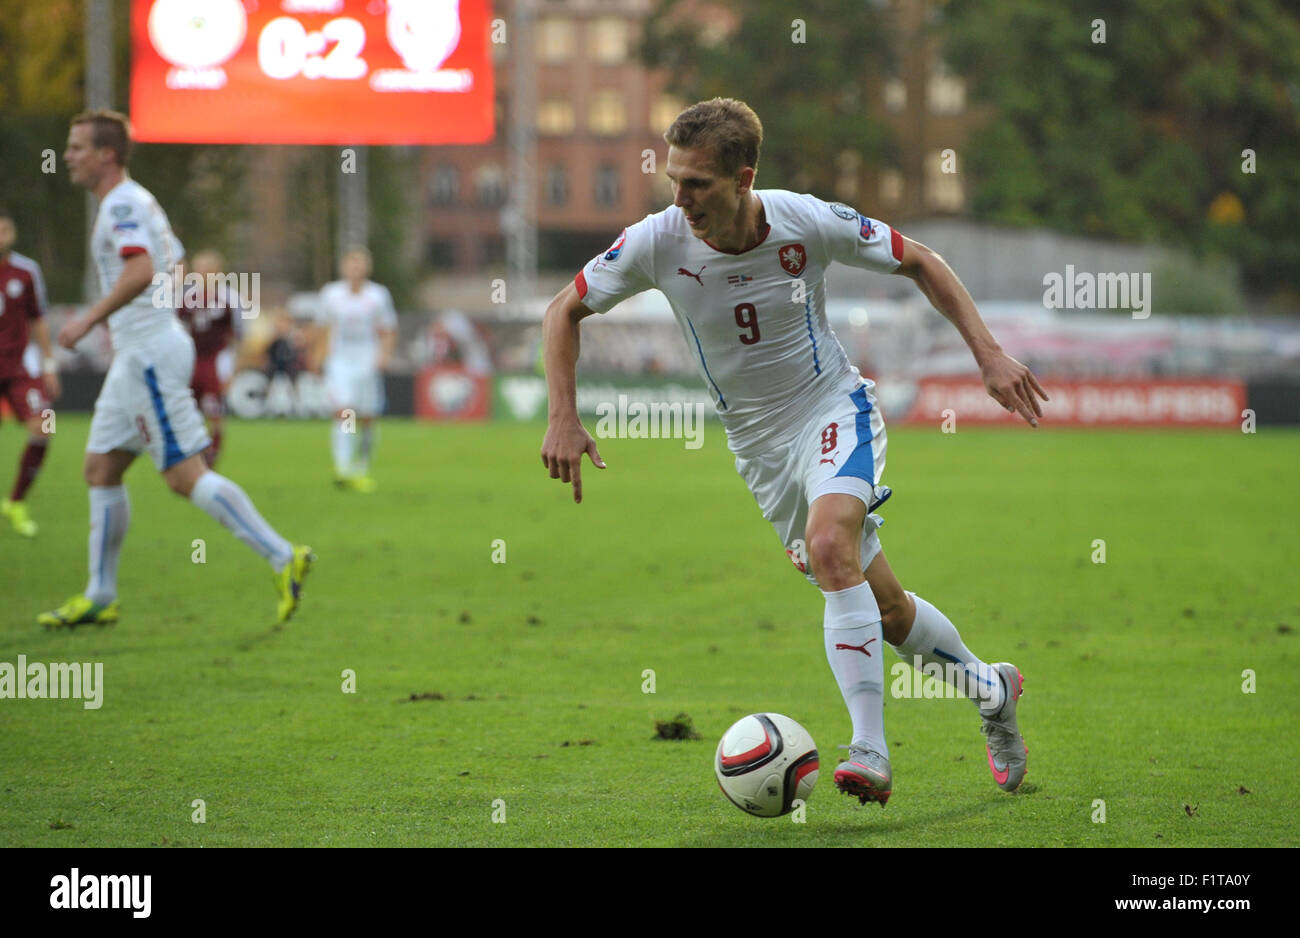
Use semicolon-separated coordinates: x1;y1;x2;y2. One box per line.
715;713;819;817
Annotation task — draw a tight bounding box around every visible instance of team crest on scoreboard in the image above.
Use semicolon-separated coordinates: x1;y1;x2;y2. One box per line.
778;243;807;277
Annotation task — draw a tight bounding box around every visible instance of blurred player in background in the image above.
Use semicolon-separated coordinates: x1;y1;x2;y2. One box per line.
314;246;396;492
541;98;1048;807
40;110;313;629
0;206;60;537
177;248;239;467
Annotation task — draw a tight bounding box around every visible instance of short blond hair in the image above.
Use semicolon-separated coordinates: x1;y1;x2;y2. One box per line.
664;97;763;177
71;109;133;166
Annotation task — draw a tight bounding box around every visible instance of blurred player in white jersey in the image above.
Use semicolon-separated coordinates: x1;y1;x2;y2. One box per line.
39;110;313;629
0;206;60;537
314;247;396;492
541;99;1049;806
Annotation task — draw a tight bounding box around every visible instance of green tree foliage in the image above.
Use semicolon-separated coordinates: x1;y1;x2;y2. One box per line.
0;2;416;307
0;1;247;302
640;0;897;199
942;0;1300;302
0;0;90;302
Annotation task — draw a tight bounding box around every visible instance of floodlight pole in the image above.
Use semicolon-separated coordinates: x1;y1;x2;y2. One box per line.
83;0;113;302
505;0;538;315
338;145;369;257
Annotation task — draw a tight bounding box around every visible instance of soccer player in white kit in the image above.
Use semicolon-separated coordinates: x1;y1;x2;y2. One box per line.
541;99;1049;805
315;247;396;492
39;110;313;628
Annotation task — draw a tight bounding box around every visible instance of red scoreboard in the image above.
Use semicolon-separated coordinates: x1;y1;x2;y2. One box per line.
130;0;495;144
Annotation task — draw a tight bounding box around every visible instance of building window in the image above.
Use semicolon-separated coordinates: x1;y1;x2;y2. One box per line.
545;165;569;206
431;166;459;206
590;17;629;64
883;77;906;113
924;150;964;211
537;17;575;63
426;238;457;269
538;99;576;135
879;168;904;206
480;235;506;267
594;165;620;208
475;165;506;207
651;93;684;134
589;89;627;136
835;150;861;202
927;63;966;115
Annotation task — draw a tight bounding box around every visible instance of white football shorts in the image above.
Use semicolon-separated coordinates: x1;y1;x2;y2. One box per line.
734;382;891;587
324;360;385;417
86;323;212;471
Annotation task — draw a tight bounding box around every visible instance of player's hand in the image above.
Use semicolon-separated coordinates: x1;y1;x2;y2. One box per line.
541;419;606;504
42;372;61;401
979;351;1048;427
57;316;89;349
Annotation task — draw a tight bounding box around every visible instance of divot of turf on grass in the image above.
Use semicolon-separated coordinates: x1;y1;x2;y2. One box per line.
654;713;702;740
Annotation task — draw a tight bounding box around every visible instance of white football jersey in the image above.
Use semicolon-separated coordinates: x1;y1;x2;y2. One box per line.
576;190;904;454
316;280;398;370
90;178;184;349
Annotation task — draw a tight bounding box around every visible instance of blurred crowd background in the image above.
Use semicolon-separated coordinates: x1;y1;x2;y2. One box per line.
1;0;1297;411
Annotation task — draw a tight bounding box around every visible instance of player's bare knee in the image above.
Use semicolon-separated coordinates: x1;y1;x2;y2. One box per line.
807;528;860;591
84;456;111;487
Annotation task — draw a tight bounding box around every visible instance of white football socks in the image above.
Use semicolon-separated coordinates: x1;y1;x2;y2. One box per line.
891;592;1004;715
823;580;888;757
190;471;293;571
86;485;130;604
331;420;355;477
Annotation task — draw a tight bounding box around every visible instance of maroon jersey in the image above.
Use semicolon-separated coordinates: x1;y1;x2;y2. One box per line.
0;253;43;381
178;284;237;359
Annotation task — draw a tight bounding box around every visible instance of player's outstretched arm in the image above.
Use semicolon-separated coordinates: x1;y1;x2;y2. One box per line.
58;252;155;348
540;280;605;504
893;236;1048;427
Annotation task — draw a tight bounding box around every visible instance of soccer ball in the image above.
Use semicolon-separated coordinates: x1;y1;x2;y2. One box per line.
715;713;819;817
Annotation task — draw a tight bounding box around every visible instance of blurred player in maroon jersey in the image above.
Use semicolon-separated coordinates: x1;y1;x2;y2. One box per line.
0;206;60;537
177;249;238;467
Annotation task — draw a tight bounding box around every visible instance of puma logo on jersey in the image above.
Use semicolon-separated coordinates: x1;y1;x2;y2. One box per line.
835;639;877;657
819;454;838;466
676;265;706;285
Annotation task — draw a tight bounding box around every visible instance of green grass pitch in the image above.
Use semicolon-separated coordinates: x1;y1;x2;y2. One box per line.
1;416;1296;846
